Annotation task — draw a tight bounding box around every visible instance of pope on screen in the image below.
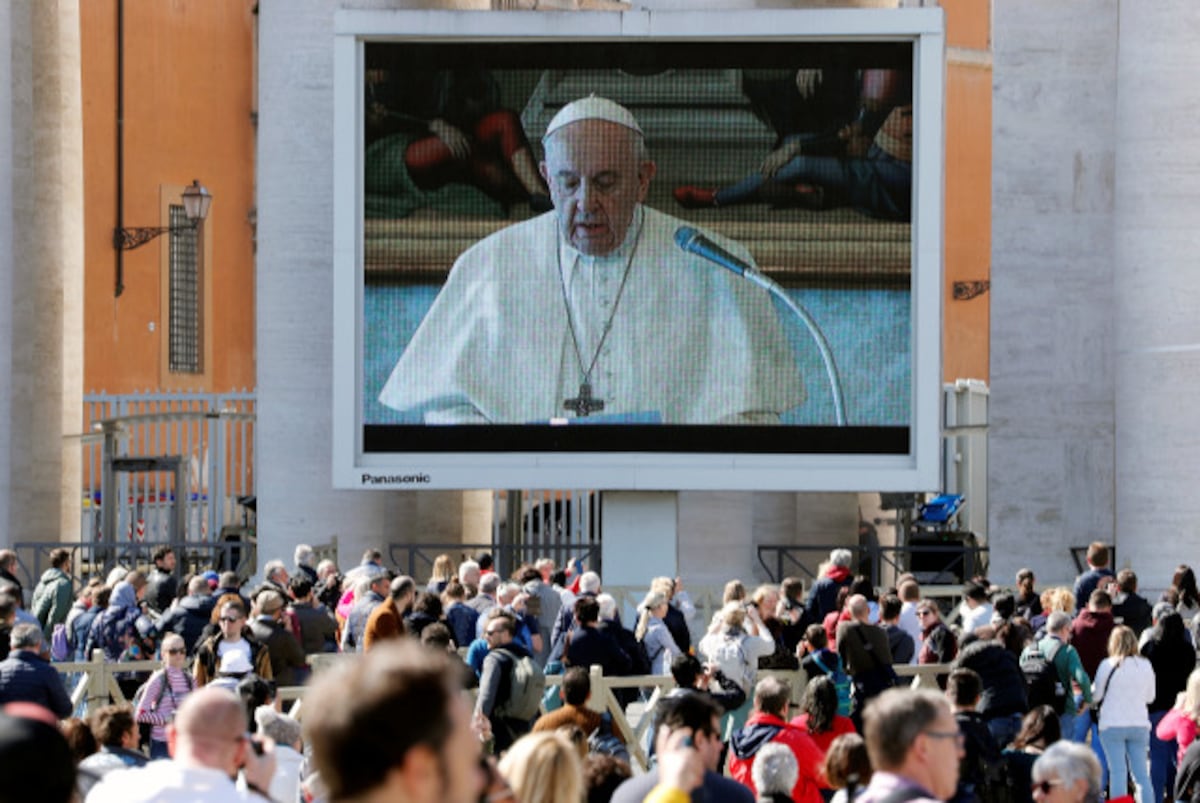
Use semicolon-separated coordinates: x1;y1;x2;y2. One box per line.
378;96;805;425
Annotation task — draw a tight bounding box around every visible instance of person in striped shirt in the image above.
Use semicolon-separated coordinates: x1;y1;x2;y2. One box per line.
134;633;195;759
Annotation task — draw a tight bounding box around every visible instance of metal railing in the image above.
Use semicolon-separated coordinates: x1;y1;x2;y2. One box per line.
13;539;257;593
757;540;990;588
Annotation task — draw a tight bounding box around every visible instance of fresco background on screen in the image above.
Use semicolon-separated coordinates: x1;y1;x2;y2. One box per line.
361;48;912;429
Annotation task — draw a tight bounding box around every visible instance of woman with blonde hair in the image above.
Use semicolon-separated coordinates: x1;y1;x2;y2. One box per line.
635;589;679;675
707;579;746;630
651;575;695;654
1092;624;1156;803
497;732;582;803
1156;667;1200;770
426;553;455;594
699;601;776;736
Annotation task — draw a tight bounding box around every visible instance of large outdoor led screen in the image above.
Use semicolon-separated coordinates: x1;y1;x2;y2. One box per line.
332;9;944;490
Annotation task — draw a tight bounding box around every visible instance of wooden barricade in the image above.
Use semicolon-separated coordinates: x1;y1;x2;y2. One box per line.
56;652;952;772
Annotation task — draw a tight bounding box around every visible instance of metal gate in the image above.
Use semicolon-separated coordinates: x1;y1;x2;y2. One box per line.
492;489;600;577
81;391;256;544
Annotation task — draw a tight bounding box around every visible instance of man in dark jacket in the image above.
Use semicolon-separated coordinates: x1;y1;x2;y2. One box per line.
948;668;1002;803
475;610;537;752
155;575;215;655
212;571;252;615
881;594;916;665
1072;541;1114;613
1111;569;1153;636
805;548;854;621
596;593;645;674
837;594;896;721
952;630;1028;749
248;590;307;687
444;581;480;650
0;623;72;719
563;596;631;676
288;576;338;654
142;546;178;615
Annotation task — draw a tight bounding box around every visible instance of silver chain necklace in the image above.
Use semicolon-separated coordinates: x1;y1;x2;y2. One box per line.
556;211;645;417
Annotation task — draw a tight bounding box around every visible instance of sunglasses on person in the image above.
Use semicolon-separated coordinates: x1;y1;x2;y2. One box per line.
917;608;935;617
165;647;186;655
219;616;242;623
1032;779;1065;795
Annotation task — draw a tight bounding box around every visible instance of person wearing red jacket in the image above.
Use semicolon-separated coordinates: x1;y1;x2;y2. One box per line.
729;675;824;803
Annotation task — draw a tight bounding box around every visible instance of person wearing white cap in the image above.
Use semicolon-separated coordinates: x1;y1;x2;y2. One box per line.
379;95;805;424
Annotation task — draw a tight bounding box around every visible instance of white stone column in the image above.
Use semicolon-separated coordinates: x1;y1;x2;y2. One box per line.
1112;2;1200;587
989;1;1119;586
0;0;84;548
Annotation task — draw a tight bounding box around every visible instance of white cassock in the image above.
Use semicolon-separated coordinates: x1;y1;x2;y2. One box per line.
378;205;805;424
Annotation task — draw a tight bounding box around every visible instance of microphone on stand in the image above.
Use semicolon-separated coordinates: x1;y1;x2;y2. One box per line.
674;226;756;279
674;225;848;426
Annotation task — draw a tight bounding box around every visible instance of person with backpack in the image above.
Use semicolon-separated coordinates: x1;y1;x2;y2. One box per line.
1020;611;1093;744
799;624;855;719
132;633;196;759
86;575;153;699
636;590;681;676
837;594;898;729
476;609;544;752
699;602;776;737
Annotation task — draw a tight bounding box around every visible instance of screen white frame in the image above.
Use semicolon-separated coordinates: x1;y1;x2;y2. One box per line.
332;7;944;492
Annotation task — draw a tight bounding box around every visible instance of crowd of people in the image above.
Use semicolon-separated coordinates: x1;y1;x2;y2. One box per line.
0;541;1199;803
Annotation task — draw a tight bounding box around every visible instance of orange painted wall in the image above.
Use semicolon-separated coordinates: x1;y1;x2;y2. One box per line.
80;0;257;398
940;0;992;382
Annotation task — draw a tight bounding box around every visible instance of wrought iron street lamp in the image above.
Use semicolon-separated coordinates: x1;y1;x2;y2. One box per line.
112;179;212;251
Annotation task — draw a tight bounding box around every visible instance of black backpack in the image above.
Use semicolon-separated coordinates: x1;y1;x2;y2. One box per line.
1020;641;1067;714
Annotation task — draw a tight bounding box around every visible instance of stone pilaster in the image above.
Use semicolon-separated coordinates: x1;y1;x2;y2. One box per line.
0;0;84;547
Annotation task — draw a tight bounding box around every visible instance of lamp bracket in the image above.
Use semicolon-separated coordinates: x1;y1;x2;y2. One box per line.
113;222;197;251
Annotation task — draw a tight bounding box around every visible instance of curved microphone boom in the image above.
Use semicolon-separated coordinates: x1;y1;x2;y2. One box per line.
675;225;847;426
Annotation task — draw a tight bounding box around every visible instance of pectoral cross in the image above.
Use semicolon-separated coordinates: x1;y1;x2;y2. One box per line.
563;382;605;417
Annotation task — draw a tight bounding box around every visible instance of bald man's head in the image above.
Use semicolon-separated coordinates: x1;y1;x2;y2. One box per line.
176;687;247;739
170;687;249;775
848;594;870;621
